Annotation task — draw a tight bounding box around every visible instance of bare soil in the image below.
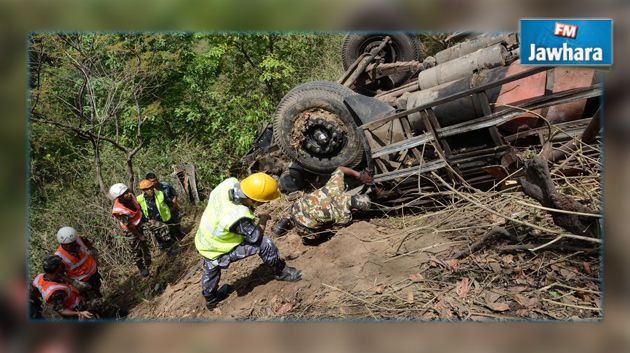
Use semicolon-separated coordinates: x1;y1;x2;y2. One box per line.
125;194;601;321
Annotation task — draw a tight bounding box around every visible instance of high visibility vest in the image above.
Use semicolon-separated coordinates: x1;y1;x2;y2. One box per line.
55;237;97;281
137;190;171;222
195;178;255;260
32;274;81;310
112;197;143;230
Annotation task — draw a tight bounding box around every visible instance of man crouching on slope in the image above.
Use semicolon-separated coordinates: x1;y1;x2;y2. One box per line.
195;172;302;310
276;166;373;245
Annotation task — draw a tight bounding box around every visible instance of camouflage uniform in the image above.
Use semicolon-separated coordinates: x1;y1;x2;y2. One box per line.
291;168;352;235
142;219;174;251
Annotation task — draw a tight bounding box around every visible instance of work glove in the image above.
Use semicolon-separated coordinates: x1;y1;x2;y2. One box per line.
358;168;374;185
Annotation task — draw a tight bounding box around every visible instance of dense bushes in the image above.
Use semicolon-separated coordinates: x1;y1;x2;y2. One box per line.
29;33;343;287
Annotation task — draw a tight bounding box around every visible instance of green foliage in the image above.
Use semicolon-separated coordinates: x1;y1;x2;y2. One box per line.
29;33;343;292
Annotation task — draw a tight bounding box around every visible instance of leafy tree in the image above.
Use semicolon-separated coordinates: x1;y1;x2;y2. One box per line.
28;33;342;295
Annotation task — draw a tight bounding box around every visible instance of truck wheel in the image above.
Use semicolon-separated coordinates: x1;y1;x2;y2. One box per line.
283;80;356;98
273;86;364;173
342;33;422;92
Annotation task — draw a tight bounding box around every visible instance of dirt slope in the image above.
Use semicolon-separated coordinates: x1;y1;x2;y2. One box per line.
129;220;444;320
127;196;601;321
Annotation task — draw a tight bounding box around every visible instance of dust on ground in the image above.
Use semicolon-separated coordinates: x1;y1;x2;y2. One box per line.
125;192;601;321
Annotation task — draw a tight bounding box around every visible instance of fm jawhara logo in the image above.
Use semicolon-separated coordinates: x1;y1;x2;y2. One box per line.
520;19;612;66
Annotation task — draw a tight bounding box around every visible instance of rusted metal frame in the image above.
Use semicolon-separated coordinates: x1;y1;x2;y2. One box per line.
337;52;370;84
504;118;592;142
340;36;392;88
366;61;423;80
450;145;510;161
374;80;419;100
373;158;391;176
438;84;602;138
387;120;395;145
423;108;462;182
360;65;552;130
374;159;446;182
389;117;416;171
369;84;600;184
425;109;454;156
399;116;425;165
371;132;432;158
366;128;399;174
374;143;510;183
365;128;390;148
475;91;504;146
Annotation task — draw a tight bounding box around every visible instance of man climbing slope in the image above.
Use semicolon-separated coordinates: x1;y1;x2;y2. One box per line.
145;172;184;240
195;172;302;310
136;179;179;256
109;183;152;277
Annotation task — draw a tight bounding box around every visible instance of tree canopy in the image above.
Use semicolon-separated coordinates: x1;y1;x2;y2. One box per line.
28;32;342;281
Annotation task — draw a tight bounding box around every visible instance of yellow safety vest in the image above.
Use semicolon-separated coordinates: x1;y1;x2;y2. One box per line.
195;178;255;260
137;190;172;222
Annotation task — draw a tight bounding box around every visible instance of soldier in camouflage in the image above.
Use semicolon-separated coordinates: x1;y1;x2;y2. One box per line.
281;166;373;244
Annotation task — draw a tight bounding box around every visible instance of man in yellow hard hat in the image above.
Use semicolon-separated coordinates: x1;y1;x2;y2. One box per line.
195;172;302;310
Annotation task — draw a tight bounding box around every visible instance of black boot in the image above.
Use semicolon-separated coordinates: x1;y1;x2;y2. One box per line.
272;218;294;237
272;259;302;282
138;264;150;278
167;243;181;257
205;284;232;310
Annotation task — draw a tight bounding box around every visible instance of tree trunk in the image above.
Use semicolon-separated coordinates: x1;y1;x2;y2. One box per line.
126;153;136;195
91;139;108;196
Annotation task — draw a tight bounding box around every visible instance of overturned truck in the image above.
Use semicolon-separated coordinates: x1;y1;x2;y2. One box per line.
240;33;602;206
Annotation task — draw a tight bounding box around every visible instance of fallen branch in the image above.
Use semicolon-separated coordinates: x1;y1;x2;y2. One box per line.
538;282;599;295
519;156;599;237
431;172;601;246
385;241;466;263
322;283;419;312
511;199;601;218
497;243;597;253
542;298;601;312
452;226;511;259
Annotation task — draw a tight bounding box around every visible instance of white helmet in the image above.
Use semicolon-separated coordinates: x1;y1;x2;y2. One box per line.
109;183;128;200
57;226;77;244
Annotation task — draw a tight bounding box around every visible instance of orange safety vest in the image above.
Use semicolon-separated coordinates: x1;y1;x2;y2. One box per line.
112;197;143;230
32;274;81;310
55;237;97;281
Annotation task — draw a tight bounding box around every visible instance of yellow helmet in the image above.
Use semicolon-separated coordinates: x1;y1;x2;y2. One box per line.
240;172;281;202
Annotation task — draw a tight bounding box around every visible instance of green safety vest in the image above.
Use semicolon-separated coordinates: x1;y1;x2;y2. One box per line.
137;190;172;222
195;177;255;260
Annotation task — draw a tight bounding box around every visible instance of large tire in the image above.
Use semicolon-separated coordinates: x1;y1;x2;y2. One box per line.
274;81;358;143
341;33;422;92
273;85;364;174
283;80;356;98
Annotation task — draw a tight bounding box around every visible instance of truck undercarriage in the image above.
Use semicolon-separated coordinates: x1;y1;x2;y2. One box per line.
236;33;602;207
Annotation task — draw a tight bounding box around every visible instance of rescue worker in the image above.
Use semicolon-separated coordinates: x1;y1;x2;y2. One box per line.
54;226;102;299
109;183;151;277
30;255;94;319
136;179;179;256
278;166;373;244
146;172;183;240
195;172;302;310
31;255;122;320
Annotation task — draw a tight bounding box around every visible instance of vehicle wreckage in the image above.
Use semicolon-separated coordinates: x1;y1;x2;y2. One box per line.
235;33;602;208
